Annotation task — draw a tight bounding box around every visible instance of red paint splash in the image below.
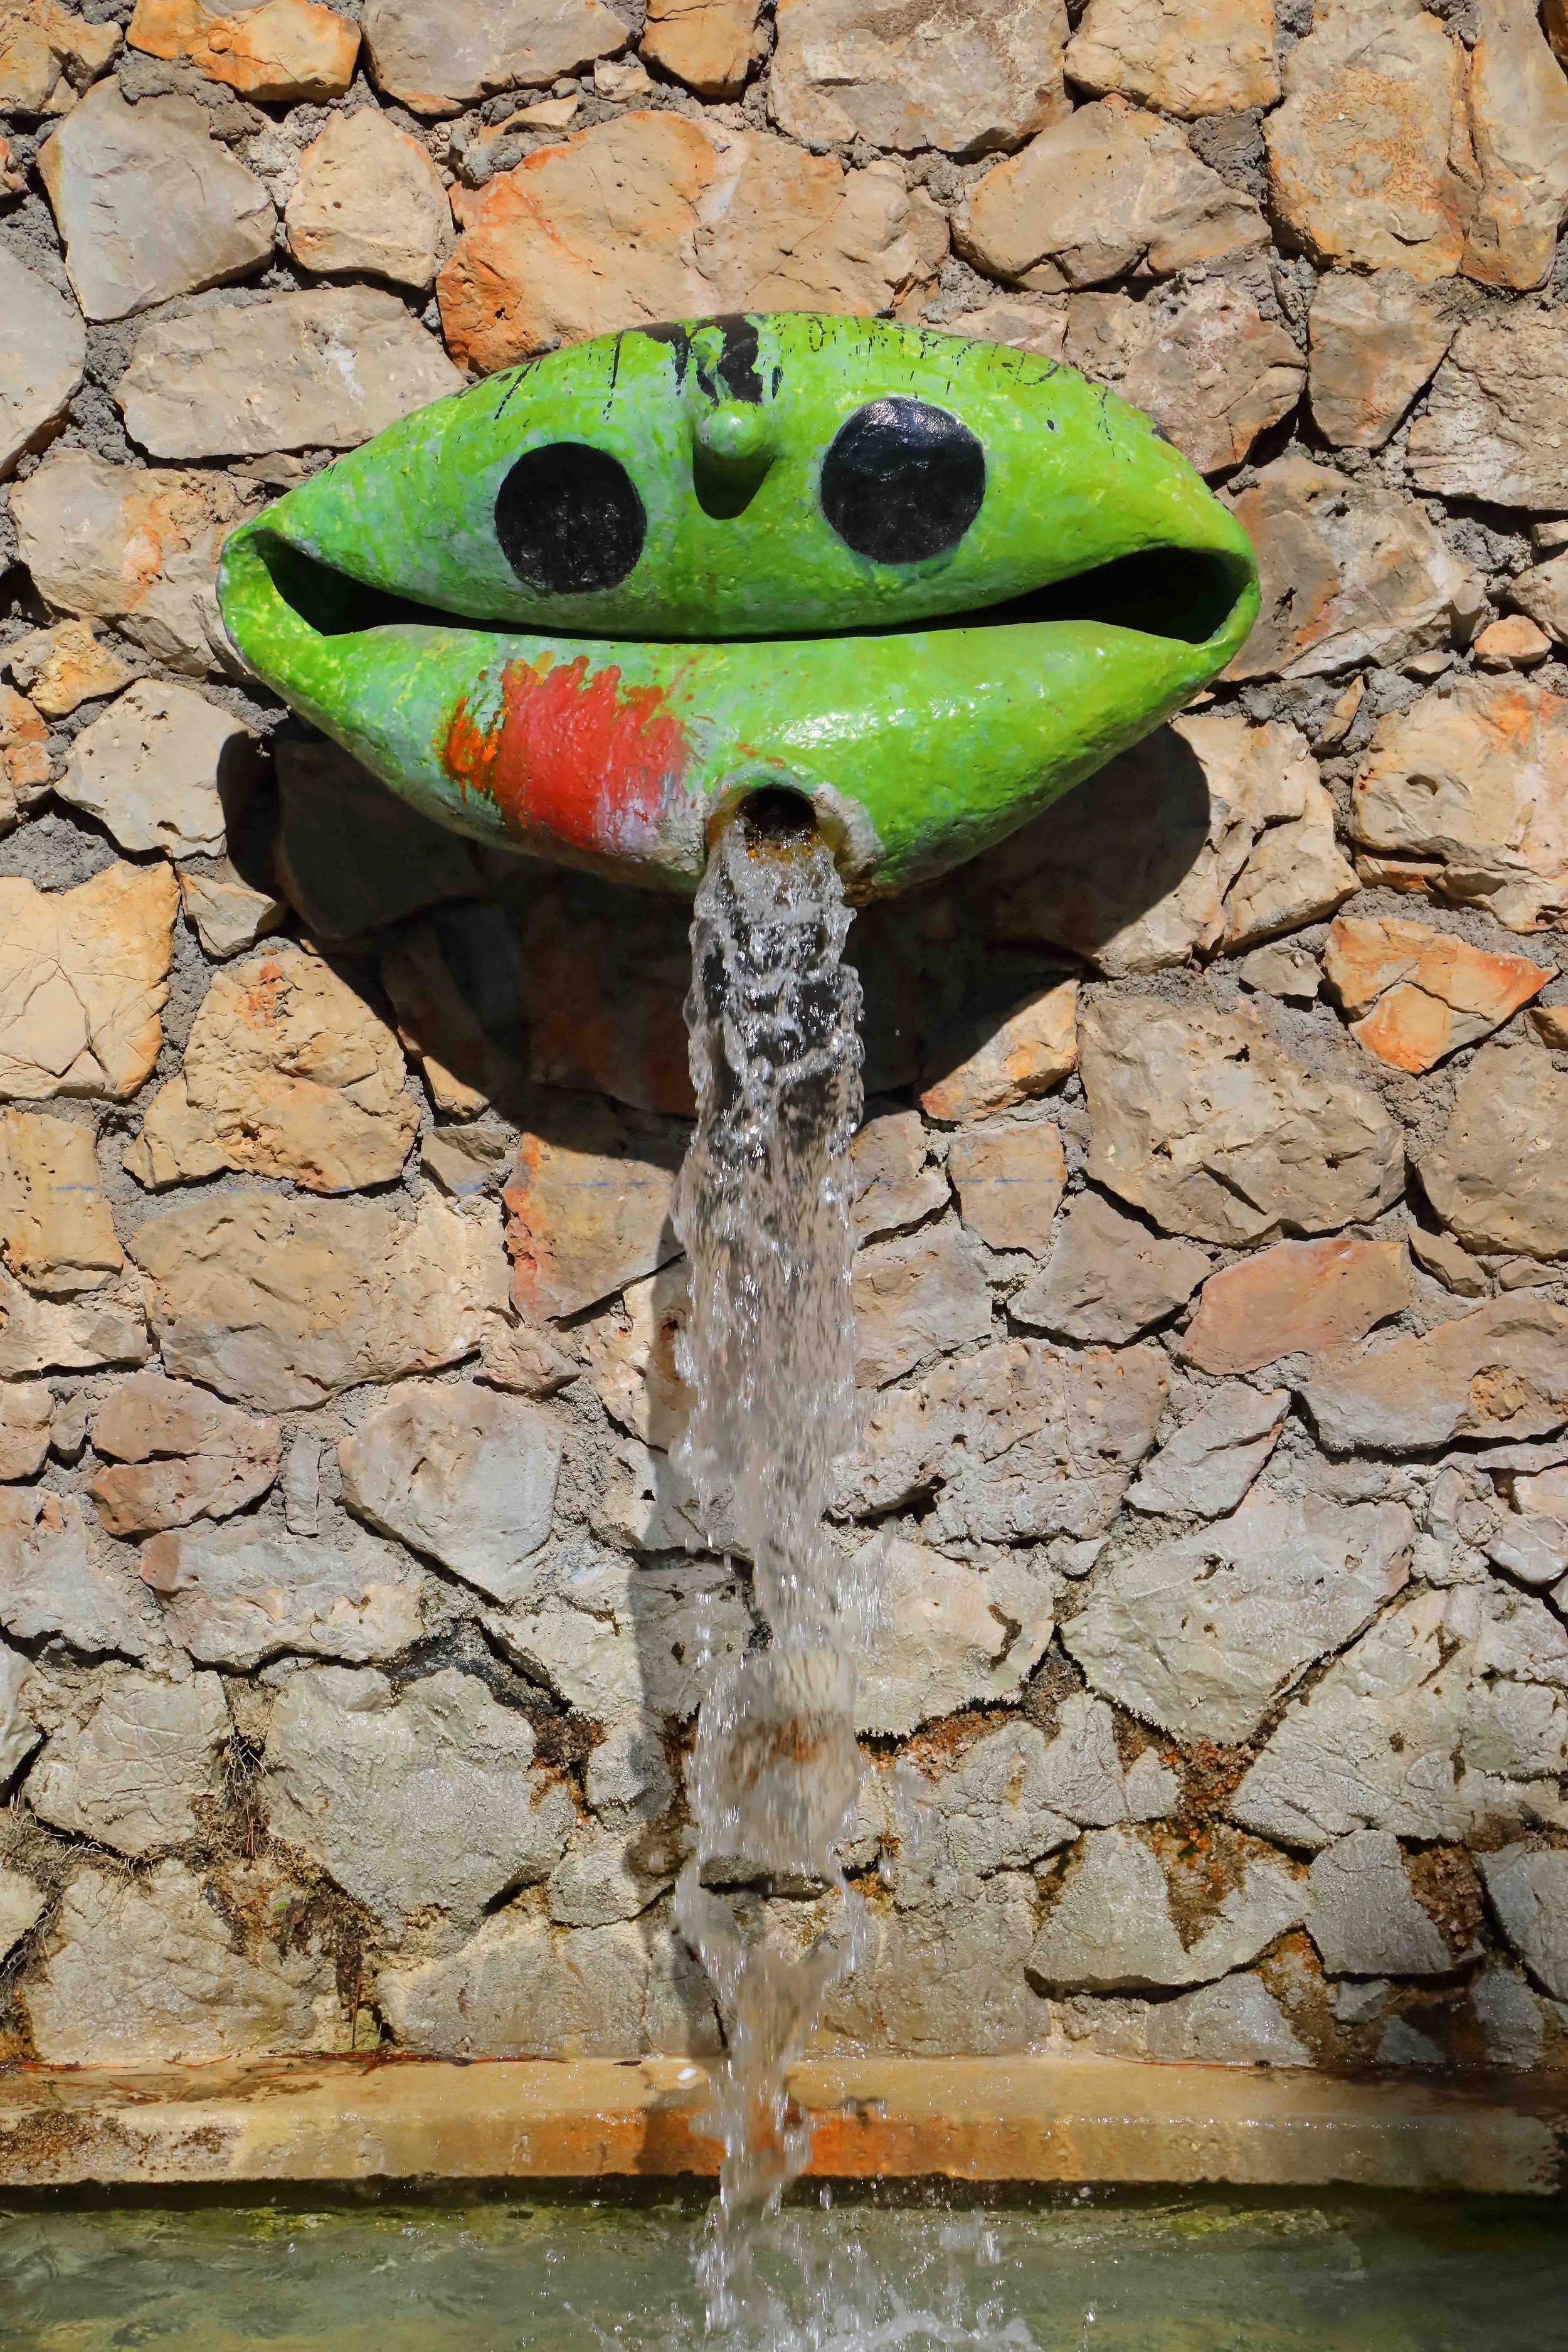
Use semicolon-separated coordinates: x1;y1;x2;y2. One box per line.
442;654;690;857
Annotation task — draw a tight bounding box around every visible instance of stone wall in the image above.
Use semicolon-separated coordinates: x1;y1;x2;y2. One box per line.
1;0;1567;2077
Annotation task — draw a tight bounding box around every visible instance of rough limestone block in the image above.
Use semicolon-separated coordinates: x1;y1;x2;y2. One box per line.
840;1335;1168;1540
1463;0;1568;292
1064;1975;1310;2067
23;1862;336;2063
127;0;359;99
117;288;462;461
1409;317;1568;512
1231;1585;1568;1849
1323;918;1549;1074
982;713;1353;977
1301;1298;1568;1453
947;1122;1066;1254
179;864;285;960
918;982;1078;1122
129;1191;501;1412
88;1373;280;1537
954;96;1267;290
1264;0;1473;282
1479;1844;1568;2000
1306;1830;1453;1977
264;1665;575;1932
1066;1486;1411;1744
437;112;946;372
9;447;256;677
1027;1826;1307;1992
0;246;83;480
769;0;1068;156
5;618;132;718
1419;1043;1568;1258
1179;1236;1412;1377
0;1264;148;1381
822;1874;1051;2053
0;0;120;113
853;1535;1055;1734
1080;995;1403;1247
140;1519;430;1668
0;863;179;1103
576;1263;690;1449
339;1380;561;1606
0;1385;53;1483
1064;0;1277;117
1064;282;1301;477
1125;1384;1287;1519
1308;272;1457;451
1353;674;1568;932
127;941;418;1195
0;1108;122;1295
378;1910;718;2057
362;0;627;113
0;1640;43;1785
850;1107;949;1241
1223;459;1485;682
284;109;452;289
1012;1189;1208;1345
504;1104;682;1322
851;1217;992;1387
26;1670;229;1856
487;1554;753;1724
0;1488;159;1657
39;83;273;322
641;0;758;97
57;680;255;859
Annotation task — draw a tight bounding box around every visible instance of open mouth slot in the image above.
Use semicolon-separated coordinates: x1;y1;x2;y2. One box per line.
951;546;1251;647
255;534;1248;651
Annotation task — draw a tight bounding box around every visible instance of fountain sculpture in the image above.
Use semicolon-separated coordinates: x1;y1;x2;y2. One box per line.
217;310;1258;2332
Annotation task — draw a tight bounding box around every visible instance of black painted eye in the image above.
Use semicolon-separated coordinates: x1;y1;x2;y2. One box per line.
820;398;985;566
495;443;645;595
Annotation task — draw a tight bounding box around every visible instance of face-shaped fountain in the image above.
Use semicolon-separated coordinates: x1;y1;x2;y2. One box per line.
216;311;1256;898
218;314;1258;2324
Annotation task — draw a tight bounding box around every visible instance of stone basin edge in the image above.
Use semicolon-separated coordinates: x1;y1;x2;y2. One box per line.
0;2054;1561;2196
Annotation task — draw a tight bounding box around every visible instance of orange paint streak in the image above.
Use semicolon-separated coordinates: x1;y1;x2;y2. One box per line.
443;655;689;858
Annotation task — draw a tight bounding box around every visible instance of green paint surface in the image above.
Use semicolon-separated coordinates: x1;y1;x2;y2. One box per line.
218;313;1259;896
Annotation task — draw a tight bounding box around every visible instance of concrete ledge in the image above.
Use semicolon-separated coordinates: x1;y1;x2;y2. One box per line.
1;2056;1564;2195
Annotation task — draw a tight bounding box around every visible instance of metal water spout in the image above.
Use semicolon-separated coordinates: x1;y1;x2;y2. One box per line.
216;311;1258;899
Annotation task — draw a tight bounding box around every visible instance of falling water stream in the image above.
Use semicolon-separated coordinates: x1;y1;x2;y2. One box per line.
671;797;870;2334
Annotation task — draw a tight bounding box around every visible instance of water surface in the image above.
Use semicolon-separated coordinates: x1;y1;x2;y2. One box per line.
2;2184;1563;2351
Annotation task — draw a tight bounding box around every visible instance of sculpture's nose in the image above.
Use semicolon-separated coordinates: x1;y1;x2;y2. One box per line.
692;399;778;521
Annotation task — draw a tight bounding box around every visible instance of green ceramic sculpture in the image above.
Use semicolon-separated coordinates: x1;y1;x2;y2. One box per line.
217;313;1258;898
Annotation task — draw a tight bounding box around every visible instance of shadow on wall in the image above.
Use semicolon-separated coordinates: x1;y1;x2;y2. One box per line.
228;716;1211;2055
255;716;1216;1113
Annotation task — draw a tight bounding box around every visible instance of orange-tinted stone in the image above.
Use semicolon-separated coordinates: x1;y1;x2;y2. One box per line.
1180;1234;1412;1376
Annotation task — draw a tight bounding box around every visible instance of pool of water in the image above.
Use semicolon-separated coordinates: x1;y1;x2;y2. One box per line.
1;2185;1564;2351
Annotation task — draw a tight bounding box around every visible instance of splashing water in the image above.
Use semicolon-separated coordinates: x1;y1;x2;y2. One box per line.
672;803;869;2332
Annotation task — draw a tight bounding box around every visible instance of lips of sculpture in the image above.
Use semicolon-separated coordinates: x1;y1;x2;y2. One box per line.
216;312;1259;896
216;526;1252;898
